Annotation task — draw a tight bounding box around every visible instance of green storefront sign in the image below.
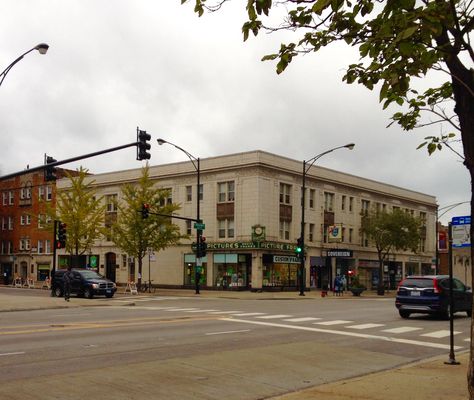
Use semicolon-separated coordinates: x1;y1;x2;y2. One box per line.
205;241;297;252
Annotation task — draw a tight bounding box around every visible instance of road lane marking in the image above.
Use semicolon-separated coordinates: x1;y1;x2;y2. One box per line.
346;323;385;330
205;329;251;336
232;312;266;317
381;327;423;334
0;352;25;357
186;309;219;313
208;311;243;314
164;308;199;312
421;330;461;338
314;320;353;326
256;315;293;319
223;318;462;350
283;317;322;322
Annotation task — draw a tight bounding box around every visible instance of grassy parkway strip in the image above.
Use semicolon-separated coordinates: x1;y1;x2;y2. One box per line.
223;318;463;351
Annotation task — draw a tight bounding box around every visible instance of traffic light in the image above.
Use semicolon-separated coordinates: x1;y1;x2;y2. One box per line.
57;222;67;249
200;237;207;258
44;155;57;181
141;203;150;219
295;237;303;255
348;270;354;276
137;128;151;160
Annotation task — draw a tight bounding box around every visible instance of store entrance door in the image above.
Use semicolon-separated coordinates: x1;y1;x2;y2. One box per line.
105;252;116;282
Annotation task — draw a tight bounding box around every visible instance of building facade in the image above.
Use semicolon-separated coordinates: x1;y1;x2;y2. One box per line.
56;150;438;291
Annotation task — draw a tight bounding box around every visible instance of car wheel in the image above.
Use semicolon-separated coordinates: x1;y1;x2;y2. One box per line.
443;304;453;320
399;310;410;319
105;293;114;298
54;287;63;298
84;288;93;299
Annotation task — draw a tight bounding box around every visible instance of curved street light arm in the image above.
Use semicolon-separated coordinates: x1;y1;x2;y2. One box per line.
157;138;199;172
304;143;355;175
0;43;49;87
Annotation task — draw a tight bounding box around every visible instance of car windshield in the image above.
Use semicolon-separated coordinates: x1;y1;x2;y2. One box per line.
77;270;104;280
401;279;434;288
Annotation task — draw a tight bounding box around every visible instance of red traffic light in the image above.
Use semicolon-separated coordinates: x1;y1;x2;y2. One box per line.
348;270;354;276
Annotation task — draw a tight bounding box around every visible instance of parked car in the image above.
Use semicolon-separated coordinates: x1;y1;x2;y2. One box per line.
395;275;472;319
52;269;117;299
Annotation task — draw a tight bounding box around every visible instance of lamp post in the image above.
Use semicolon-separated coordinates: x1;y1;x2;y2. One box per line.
157;138;202;294
0;43;49;87
299;143;355;296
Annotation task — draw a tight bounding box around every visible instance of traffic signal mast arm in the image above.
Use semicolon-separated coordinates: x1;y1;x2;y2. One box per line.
140;208;202;223
1;133;149;182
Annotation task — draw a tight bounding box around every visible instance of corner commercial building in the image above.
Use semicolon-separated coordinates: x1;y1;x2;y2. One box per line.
56;150;437;291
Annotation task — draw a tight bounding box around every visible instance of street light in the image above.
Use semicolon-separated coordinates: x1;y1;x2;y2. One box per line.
299;143;355;296
0;43;49;87
157;138;202;294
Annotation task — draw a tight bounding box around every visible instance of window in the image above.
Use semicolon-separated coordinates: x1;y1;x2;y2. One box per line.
37;240;44;254
45;240;51;254
279;220;290;240
218;218;234;238
349;228;353;243
309;224;315;242
342;227;346;242
341;195;346;211
361;232;369;247
361;200;370;215
8;216;13;230
106;194;118;212
8;241;13;254
9;191;14;205
20;238;30;251
309;189;315;209
186;186;192;202
420;211;427;225
2;217;6;230
21;215;26;225
46;186;52;201
0;241;4;254
324;192;335;212
159;189;173;206
20;185;31;199
218;181;235;203
39;186;45;200
38;214;44;228
279;183;291;204
349;196;354;212
186;220;192;235
2;192;6;205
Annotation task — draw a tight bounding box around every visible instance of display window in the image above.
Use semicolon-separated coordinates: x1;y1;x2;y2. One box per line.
213;254;249;288
262;263;298;287
184;254;207;285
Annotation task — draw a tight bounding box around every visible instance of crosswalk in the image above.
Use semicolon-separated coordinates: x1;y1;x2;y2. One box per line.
109;296;469;348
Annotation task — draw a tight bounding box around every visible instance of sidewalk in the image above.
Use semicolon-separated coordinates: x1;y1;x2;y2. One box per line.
0;287;469;399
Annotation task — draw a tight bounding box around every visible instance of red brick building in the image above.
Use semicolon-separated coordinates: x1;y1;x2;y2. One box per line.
0;168;70;285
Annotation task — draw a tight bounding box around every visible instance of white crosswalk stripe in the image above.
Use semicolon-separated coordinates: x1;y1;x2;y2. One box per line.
256;315;293;319
346;323;385;330
185;309;219;313
382;327;423;334
314;320;353;326
232;312;267;317
164;308;199;312
207;311;243;314
283;317;322;322
421;330;461;338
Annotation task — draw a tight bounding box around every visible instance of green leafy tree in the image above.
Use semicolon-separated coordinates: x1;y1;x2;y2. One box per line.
111;165;186;287
361;208;422;295
184;1;474;392
43;167;106;262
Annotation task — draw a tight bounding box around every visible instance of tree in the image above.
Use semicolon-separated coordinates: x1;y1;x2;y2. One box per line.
184;0;474;394
42;167;106;263
360;208;422;295
111;165;186;288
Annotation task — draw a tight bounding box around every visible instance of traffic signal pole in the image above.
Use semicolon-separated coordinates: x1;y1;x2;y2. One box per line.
50;220;58;297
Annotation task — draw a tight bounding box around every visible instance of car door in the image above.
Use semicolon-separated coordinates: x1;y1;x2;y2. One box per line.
71;271;82;294
453;278;470;311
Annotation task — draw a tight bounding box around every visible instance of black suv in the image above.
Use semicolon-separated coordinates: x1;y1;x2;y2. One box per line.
396;275;472;319
53;269;117;299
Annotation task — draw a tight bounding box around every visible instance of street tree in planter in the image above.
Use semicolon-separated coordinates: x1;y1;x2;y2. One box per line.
360;207;422;296
111;165;186;289
182;1;474;394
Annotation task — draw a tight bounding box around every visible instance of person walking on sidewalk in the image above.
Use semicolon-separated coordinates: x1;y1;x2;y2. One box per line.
63;266;72;302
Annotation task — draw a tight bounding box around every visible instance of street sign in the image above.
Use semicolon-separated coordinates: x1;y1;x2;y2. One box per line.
452;216;471;248
194;222;205;230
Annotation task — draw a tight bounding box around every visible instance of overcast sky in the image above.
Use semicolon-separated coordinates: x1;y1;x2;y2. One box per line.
0;0;469;223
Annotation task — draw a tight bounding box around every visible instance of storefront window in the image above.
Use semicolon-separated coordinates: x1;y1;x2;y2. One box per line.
214;254;248;288
262;261;298;287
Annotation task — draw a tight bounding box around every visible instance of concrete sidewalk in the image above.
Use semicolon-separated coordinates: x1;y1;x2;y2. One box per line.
0;287;469;399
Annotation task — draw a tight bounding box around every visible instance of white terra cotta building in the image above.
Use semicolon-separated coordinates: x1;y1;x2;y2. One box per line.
56;150;438;292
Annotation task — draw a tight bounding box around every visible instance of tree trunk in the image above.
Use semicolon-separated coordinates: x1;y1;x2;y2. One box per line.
377;250;385;296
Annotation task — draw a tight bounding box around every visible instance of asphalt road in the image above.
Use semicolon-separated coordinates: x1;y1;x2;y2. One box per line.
0;294;470;399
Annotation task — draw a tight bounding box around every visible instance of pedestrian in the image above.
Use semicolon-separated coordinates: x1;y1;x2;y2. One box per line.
334;275;342;296
63;266;72;302
341;275;347;294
